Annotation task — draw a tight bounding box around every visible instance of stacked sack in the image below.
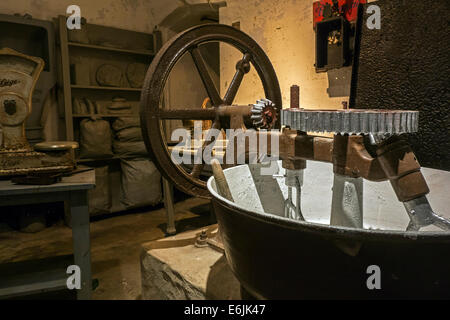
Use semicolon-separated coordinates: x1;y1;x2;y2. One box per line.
112;117;161;209
79;99;113;159
112;117;147;157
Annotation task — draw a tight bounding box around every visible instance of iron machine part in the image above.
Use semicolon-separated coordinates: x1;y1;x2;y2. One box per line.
250;98;277;129
375;135;450;231
280;105;449;231
280;109;419;134
140;24;282;198
139;24;449;231
140;24;450;299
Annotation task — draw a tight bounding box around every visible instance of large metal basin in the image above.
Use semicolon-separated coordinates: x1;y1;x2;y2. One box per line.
207;161;450;299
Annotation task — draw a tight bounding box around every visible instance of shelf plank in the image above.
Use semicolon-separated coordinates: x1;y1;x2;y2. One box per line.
71;85;142;92
77;157;118;163
0;255;73;299
76;155;141;163
68;41;154;56
72;114;136;118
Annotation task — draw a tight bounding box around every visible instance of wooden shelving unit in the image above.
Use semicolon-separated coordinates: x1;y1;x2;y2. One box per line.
56;15;162;150
54;17;163;216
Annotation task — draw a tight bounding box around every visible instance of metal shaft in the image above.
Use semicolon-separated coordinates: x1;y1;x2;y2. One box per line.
283;169;304;221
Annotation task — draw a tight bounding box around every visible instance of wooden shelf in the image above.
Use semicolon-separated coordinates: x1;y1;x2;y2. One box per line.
71;85;142;92
72;114;136;118
77;156;118;163
77;155;141;163
0;255;73;299
68;42;154;56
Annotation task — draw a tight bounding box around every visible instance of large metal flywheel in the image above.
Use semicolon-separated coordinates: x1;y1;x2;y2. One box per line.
140;24;282;198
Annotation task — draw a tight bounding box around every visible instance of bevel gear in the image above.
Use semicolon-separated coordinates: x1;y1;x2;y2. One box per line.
251;99;277;129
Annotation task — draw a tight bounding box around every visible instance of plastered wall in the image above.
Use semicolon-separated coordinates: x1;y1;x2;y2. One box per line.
219;0;348;110
0;0;179;34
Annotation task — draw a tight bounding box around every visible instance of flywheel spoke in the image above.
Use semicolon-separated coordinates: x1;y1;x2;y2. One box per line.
223;53;252;105
190;47;223;106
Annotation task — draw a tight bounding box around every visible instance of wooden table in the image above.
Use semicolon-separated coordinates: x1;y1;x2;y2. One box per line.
0;169;95;299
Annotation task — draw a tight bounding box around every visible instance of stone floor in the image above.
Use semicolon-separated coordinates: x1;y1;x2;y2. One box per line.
0;197;211;300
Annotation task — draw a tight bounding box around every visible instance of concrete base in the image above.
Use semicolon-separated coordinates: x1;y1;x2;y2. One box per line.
140;225;241;300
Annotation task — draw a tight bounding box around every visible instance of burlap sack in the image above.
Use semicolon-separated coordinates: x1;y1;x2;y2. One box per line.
115;127;143;142
120;159;161;208
80;118;113;158
112;117;140;131
88;166;112;215
113;140;147;157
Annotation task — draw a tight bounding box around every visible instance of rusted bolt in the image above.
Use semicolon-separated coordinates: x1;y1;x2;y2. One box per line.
195;230;208;248
236;54;251;73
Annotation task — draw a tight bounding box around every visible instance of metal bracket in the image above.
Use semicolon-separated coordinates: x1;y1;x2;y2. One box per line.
404;196;450;231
